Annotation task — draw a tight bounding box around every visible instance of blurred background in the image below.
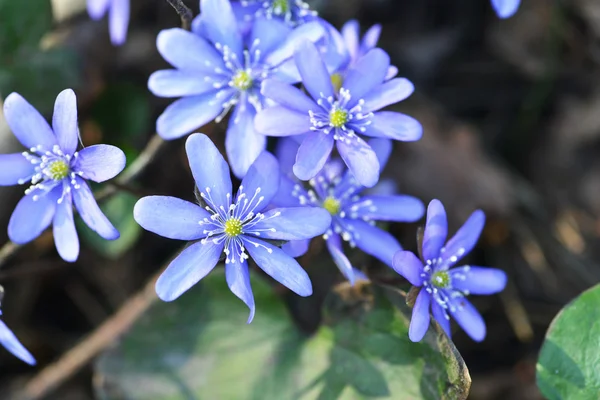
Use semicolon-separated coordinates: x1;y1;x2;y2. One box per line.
0;0;596;398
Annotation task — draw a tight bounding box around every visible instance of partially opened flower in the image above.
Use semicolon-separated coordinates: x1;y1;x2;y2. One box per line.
148;0;324;177
392;200;507;342
491;0;521;18
272;138;424;283
233;0;317;27
133;133;331;322
87;0;130;45
0;90;125;262
255;40;421;187
0;287;35;365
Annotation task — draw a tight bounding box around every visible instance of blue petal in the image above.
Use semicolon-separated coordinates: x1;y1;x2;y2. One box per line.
72;178;119;240
156;28;225;72
226;102;266;178
432;302;451;338
271;174;306;208
342;48;390;107
249;207;331;240
366;112;423;142
336;135;379;188
266;21;325;66
248;17;291;57
359;24;381;55
450;266;507;295
409;289;431;342
491;0;521;18
155;241;223;301
186;133;233;209
392;250;423;286
254;106;311;136
8;187;59;244
52;89;79;155
361;78;415;113
341;20;360;60
260;79;317;113
282;239;310;257
293;131;335;181
294;40;334;101
441;209;485;269
385;65;398;80
326;234;355;284
156;90;229;140
319;19;351;73
0;320;36;365
344;194;424;222
3;92;57;150
422;199;448;263
53;197;79;262
133;196;210;240
345;219;401;267
448;296;486;342
275;138;301;176
148;70;218;98
87;0;110;19
238;151;280;212
225;259;255;323
0;154;34;186
74;144;126;183
200;0;243;58
108;0;129;45
368;138;392;169
243;236;312;296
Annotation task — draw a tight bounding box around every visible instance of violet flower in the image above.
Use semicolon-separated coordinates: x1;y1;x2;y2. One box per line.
87;0;130;45
133;133;331;322
0;90;126;262
272;138;424;284
233;0;317;27
255;40;421;187
148;0;324;177
491;0;521;18
0;287;35;365
392;199;507;342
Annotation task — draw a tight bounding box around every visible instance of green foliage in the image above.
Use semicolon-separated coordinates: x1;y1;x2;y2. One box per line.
78;193;141;259
536;283;600;400
95;272;471;400
0;0;79;112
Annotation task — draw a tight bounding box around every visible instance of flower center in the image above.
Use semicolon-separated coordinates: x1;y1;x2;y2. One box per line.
232;70;253;91
329;108;348;128
272;0;290;15
322;196;341;215
47;160;70;181
224;218;243;237
331;73;343;92
431;271;450;288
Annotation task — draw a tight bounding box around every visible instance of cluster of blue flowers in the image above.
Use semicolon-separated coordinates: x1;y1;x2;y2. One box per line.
0;0;521;365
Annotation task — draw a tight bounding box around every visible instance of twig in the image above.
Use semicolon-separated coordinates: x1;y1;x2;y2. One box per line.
0;134;165;269
12;270;162;400
165;0;194;30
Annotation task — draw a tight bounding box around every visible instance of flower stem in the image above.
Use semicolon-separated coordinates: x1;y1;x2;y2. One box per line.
165;0;194;31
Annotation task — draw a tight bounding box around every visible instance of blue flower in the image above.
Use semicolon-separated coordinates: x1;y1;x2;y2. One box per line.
232;0;317;27
491;0;521;18
0;90;126;262
392;199;507;342
0;287;35;365
148;0;324;178
271;138;424;284
255;40;422;187
133;133;331;322
87;0;130;45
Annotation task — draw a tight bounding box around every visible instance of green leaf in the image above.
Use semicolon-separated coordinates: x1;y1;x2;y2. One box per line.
78;193;142;259
536;283;600;400
0;0;52;54
94;273;470;400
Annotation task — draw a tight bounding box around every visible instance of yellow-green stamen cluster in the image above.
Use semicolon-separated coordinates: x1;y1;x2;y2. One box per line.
232;70;253;91
272;0;290;15
224;218;243;237
331;73;343;92
322;196;341;216
431;271;450;288
329;108;349;128
47;160;70;181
